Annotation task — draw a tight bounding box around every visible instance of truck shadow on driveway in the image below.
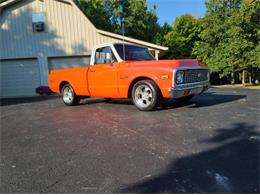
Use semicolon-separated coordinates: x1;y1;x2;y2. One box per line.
78;91;247;111
120;123;260;193
159;91;246;110
80;91;246;110
1;91;246;110
95;92;246;111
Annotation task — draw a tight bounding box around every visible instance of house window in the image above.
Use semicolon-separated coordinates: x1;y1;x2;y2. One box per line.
32;13;45;32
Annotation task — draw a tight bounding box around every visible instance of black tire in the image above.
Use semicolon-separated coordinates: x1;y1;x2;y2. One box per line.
175;95;194;102
131;79;161;111
61;84;80;106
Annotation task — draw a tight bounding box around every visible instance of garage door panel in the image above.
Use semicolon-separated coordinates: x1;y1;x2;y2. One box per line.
0;59;40;97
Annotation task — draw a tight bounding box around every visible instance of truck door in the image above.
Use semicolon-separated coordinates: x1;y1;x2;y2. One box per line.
88;46;119;97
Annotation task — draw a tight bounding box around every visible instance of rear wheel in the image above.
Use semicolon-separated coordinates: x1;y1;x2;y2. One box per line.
131;80;161;111
61;84;80;106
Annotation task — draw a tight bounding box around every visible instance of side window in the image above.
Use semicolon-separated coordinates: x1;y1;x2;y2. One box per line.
95;47;117;64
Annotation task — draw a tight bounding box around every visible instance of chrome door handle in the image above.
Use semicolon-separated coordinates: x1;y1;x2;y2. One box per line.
89;69;95;72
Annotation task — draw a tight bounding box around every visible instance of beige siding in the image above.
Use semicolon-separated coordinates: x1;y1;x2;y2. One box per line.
0;0;164;61
0;0;96;59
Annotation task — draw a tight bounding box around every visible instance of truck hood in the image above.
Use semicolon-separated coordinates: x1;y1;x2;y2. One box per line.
126;59;201;69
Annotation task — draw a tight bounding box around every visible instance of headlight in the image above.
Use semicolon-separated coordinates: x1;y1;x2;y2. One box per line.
176;71;184;84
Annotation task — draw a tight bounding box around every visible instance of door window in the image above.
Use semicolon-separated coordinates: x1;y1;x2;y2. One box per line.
95;47;116;64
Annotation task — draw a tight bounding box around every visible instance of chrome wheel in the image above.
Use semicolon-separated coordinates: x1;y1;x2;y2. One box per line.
63;86;74;104
134;84;153;108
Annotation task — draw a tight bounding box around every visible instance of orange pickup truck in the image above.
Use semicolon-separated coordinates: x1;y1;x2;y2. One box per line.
48;43;210;111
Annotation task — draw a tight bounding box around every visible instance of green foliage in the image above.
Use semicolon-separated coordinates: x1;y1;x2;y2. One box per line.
74;0;159;42
154;22;171;45
111;0;160;42
74;0;114;32
158;14;202;59
74;0;259;83
193;0;260;80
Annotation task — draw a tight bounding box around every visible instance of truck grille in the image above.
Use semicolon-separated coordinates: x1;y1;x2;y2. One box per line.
183;69;208;83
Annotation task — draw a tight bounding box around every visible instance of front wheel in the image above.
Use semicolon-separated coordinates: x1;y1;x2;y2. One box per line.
62;84;80;106
131;80;161;111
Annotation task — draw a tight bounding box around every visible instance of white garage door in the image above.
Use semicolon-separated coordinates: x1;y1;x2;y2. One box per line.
0;59;41;98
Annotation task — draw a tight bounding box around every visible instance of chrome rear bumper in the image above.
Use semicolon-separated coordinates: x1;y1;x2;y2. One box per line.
169;81;210;98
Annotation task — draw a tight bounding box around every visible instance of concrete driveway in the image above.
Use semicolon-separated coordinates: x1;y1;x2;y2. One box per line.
1;88;259;193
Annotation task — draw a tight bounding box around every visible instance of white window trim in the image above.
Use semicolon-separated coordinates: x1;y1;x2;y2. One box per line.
90;43;123;66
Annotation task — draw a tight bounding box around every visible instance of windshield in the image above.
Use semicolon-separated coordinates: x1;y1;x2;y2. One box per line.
114;44;155;61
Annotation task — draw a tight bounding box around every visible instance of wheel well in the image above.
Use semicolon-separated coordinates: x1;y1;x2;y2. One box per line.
59;81;69;93
128;77;155;98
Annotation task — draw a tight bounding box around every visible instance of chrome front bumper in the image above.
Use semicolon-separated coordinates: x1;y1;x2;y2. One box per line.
169;80;210;98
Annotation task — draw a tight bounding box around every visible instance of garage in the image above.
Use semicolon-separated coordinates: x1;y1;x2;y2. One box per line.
0;59;41;98
0;0;167;98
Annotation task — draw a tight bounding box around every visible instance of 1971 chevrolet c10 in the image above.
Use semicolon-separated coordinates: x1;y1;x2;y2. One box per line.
48;43;210;111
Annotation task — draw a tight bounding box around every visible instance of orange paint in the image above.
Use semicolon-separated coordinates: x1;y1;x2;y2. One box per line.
48;59;201;99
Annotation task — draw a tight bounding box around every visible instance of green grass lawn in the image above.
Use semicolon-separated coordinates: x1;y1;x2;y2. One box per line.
212;84;260;90
244;85;260;89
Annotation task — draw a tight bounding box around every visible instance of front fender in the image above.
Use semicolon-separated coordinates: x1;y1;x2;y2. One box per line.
119;67;173;98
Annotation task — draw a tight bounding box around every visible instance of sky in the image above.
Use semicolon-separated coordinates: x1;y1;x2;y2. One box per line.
147;0;206;25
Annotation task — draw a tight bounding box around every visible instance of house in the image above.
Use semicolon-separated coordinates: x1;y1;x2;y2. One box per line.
0;0;168;98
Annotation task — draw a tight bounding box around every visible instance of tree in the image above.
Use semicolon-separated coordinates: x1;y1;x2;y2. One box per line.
154;22;171;45
241;0;260;83
74;0;114;32
74;0;160;42
109;0;160;42
193;0;260;84
161;14;202;59
193;0;241;83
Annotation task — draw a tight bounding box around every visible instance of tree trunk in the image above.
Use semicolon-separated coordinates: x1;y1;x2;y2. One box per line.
242;70;246;86
249;70;252;84
231;66;235;85
251;68;255;84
